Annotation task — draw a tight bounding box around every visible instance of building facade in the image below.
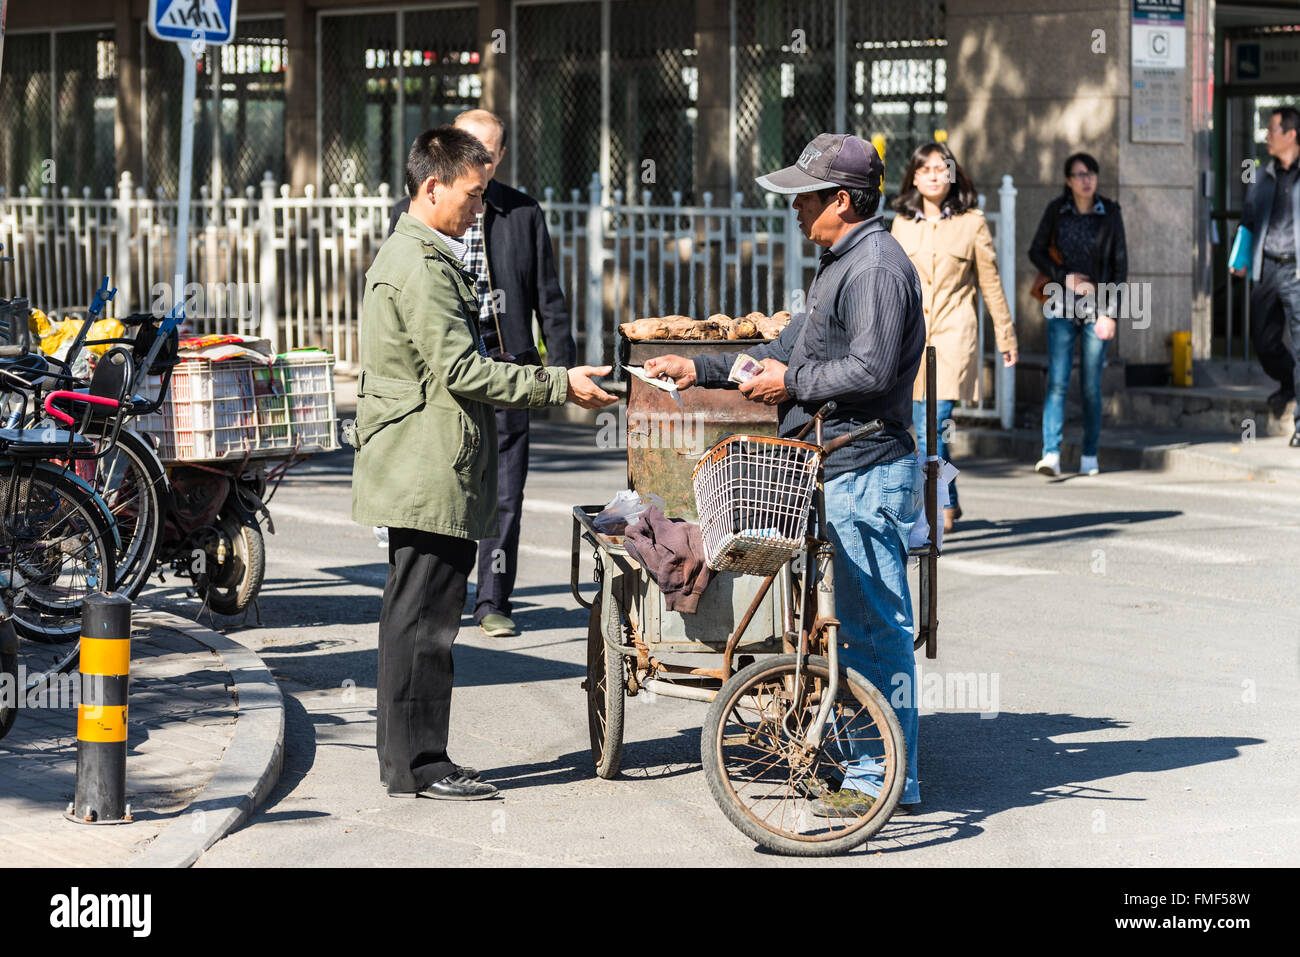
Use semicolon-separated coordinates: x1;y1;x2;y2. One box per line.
2;0;1298;370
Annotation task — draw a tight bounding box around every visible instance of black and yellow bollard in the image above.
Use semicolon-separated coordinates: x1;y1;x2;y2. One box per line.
65;593;133;825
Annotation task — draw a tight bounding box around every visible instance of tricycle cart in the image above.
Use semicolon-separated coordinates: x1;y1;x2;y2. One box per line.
569;344;942;855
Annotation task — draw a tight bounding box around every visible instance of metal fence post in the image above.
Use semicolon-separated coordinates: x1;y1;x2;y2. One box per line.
996;174;1017;430
585;172;604;367
784;203;803;313
114;172;134;314
258;172;279;351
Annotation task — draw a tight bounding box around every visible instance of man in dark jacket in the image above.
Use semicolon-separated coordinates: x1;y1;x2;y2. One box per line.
389;109;579;634
1231;106;1300;438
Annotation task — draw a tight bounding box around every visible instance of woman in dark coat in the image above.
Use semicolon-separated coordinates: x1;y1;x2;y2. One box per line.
1028;151;1128;477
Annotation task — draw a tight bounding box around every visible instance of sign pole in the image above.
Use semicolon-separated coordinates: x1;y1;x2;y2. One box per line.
173;38;201;321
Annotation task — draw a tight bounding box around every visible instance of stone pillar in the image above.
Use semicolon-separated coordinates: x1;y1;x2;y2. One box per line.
695;0;732;200
285;0;317;194
479;0;512;122
946;0;1198;372
114;0;143;185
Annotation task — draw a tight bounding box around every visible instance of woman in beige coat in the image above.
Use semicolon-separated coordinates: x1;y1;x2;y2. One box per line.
891;142;1018;531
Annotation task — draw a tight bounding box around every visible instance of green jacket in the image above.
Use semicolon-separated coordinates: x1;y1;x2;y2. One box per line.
349;213;569;539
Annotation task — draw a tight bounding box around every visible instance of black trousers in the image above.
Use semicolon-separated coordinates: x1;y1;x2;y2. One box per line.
474;406;530;621
1250;258;1299;394
377;526;477;792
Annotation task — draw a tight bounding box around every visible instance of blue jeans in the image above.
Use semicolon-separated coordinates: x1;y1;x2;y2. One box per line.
822;455;923;805
1042;316;1109;457
912;398;957;509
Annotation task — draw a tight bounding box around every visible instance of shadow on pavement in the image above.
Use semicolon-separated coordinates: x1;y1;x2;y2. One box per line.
943;509;1182;556
868;711;1264;855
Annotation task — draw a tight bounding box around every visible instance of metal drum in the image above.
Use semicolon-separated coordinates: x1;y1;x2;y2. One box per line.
621;338;778;522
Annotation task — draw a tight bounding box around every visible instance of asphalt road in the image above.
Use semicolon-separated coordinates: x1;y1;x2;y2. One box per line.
169;418;1300;867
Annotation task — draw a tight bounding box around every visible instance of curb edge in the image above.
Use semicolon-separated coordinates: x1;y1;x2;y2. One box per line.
128;610;284;869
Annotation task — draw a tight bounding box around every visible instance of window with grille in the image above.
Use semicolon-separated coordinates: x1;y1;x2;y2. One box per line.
0;29;116;194
143;18;286;196
318;6;479;194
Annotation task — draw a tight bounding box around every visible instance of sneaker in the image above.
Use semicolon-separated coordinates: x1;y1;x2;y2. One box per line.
1035;452;1061;477
809;788;875;819
794;772;844;800
478;613;517;637
1079;455;1100;476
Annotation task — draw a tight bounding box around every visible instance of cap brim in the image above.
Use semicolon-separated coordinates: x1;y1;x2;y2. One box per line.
755;165;839;194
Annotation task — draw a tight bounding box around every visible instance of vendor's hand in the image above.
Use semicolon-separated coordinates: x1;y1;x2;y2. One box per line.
739;359;791;406
642;354;697;390
566;365;619;409
1093;316;1117;341
1229;266;1246;278
1002;348;1018;367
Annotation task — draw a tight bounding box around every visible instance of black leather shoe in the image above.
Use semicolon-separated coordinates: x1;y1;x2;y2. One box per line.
1268;387;1295;418
1290;430;1300;448
382;764;479;789
389;771;498;800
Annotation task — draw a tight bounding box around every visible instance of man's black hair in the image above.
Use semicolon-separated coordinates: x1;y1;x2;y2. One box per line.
1272;106;1300;138
814;184;881;219
1062;151;1100;191
405;126;492;199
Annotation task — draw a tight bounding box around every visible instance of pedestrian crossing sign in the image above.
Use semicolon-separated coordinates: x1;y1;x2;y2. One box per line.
148;0;238;45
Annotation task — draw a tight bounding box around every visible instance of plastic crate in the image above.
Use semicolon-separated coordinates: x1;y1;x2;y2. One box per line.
138;351;339;462
138;358;291;462
272;350;339;454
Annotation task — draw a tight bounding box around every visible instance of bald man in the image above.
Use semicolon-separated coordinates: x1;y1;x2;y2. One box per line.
389;109;578;636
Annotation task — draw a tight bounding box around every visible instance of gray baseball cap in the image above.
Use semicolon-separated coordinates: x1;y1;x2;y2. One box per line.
756;133;884;195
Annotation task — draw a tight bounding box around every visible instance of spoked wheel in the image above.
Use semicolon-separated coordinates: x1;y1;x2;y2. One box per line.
86;429;166;600
701;653;906;856
195;511;265;616
585;585;625;779
1;464;116;644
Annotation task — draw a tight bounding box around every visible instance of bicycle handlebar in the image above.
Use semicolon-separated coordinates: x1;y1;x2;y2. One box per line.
42;390;120;427
793;401;837;442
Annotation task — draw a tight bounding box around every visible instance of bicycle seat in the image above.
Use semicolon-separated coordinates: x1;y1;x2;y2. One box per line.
0;427;96;458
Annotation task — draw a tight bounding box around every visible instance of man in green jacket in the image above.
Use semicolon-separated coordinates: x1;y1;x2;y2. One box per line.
351;126;616;800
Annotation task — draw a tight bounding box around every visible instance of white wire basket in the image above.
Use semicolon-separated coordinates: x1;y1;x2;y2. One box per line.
691;434;824;576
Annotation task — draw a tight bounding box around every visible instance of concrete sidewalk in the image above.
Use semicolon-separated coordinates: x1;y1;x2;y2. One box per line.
0;610;282;867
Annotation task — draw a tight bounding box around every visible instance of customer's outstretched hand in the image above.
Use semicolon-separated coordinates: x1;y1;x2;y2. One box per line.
566;365;619;409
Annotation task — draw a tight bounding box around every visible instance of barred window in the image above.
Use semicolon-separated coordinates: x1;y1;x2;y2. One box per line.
0;29;116;194
319;6;478;193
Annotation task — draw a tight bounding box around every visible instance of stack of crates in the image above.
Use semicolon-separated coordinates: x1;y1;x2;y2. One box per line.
138;349;339;462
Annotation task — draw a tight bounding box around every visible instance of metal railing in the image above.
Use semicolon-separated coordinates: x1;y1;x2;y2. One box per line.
0;170;1019;426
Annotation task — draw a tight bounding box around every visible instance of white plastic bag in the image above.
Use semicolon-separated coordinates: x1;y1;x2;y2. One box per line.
908;454;959;552
593;489;667;534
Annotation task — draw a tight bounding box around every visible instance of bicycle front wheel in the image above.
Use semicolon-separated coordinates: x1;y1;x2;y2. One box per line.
0;464;116;645
86;428;166;600
701;653;906;856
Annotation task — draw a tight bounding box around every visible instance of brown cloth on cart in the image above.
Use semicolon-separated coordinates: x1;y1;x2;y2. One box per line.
623;506;715;614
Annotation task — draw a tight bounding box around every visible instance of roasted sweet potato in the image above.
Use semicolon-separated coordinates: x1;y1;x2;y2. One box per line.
620;317;670;340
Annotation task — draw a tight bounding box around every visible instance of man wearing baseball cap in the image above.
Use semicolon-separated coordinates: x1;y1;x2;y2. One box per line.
645;133;927;817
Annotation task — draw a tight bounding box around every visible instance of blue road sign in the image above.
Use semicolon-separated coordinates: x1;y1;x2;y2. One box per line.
148;0;238;45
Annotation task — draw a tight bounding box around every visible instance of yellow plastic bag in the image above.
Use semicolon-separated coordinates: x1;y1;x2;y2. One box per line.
30;310;126;360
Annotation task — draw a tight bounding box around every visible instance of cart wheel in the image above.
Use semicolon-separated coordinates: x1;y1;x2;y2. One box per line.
701;654;906;857
585;586;625;779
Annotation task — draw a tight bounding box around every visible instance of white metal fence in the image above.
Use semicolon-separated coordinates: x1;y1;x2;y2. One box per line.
0;170;1018;425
